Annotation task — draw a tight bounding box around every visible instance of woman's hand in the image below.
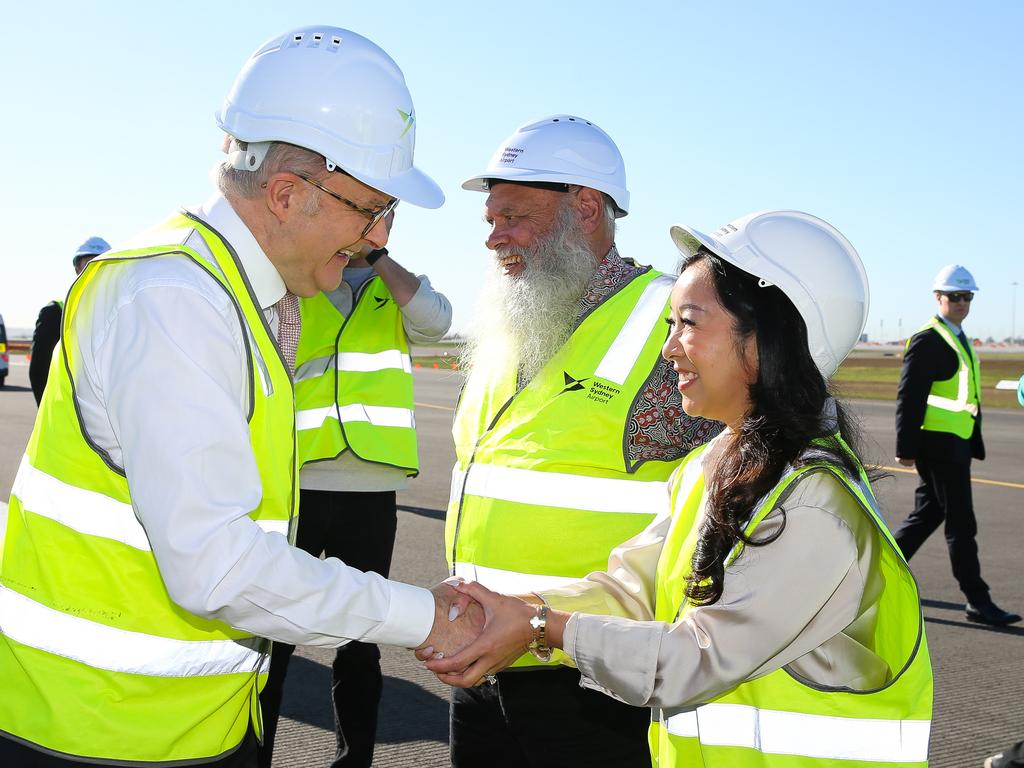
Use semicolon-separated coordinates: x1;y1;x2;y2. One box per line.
421;580;538;687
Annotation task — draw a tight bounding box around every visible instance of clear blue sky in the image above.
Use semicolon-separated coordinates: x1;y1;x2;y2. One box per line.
3;1;1022;343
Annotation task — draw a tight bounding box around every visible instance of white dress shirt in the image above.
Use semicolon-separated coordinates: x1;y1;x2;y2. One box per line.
68;191;435;648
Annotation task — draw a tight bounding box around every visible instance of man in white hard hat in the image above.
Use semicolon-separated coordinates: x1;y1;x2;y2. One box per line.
28;235;110;404
0;27;480;768
441;115;719;767
894;264;1020;626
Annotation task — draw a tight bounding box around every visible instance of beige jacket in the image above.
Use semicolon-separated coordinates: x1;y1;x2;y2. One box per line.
540;453;891;710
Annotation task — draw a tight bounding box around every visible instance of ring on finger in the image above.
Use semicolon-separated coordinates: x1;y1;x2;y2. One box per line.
484;673;497;685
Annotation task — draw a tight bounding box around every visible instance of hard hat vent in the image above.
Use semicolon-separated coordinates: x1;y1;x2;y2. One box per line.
287;31;343;51
550;117;594;126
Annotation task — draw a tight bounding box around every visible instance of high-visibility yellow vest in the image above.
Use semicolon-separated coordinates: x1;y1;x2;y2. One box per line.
910;317;980;440
447;269;681;668
650;444;933;767
0;212;297;764
294;279;417;472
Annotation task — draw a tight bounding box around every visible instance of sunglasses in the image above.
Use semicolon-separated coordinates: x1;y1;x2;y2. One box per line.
942;291;974;303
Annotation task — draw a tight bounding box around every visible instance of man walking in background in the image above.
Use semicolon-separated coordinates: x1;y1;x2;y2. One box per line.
29;236;110;404
894;264;1020;626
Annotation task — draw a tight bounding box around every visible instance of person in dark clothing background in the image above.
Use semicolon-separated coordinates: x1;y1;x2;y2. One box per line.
894;263;1020;626
30;236;111;405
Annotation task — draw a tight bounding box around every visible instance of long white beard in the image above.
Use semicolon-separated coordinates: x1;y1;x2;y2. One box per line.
462;208;599;385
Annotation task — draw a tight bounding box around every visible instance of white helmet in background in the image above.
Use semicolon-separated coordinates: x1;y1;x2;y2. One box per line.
73;236;111;264
216;26;443;209
932;264;978;292
670;210;869;378
462;115;629;217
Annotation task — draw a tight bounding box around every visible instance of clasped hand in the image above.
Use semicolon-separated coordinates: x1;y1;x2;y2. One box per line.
414;580;538;688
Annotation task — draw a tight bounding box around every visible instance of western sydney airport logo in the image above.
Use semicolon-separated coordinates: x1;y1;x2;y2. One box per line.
558;372;621;404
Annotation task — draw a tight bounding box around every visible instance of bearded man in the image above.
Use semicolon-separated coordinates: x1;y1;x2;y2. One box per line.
443;116;720;767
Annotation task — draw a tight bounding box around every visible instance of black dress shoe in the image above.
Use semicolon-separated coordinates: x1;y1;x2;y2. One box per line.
966;602;1023;626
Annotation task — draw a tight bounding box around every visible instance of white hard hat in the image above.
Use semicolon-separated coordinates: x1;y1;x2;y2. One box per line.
931;264;978;292
462;115;629;217
74;236;111;263
670;211;869;378
215;26;443;209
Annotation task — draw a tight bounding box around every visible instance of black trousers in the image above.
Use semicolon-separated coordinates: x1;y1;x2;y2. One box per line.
258;489;399;768
995;738;1024;767
0;730;257;767
894;455;990;604
450;666;651;768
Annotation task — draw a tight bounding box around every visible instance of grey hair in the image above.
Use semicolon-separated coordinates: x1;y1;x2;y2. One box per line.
216;141;328;207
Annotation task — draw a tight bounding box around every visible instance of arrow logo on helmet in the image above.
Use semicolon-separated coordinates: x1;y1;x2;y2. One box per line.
397;108;415;138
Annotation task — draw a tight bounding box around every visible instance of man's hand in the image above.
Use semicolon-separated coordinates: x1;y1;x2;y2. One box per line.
897;457;915;468
423;581;539;688
414;581;484;659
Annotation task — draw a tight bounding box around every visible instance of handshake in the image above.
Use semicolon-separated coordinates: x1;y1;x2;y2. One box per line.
415;578;557;688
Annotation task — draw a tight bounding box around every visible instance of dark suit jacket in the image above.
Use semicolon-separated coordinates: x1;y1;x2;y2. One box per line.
895;319;984;464
30;301;62;406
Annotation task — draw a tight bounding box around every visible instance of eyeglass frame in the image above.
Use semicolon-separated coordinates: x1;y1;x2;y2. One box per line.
293;171;399;239
939;291;975;303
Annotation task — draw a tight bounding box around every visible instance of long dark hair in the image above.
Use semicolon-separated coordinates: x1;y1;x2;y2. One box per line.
683;248;863;606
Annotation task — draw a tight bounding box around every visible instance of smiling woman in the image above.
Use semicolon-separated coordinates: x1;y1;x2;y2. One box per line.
662;260;758;431
425;210;935;768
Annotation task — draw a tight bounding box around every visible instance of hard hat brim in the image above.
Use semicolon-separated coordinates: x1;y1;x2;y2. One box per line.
462;171;628;217
351;165;445;210
670;225;726;263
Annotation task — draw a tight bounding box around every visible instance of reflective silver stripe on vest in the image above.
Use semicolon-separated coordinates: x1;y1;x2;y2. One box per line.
0;585;261;677
12;456;289;551
295;404;416;431
593;274;675;385
665;704;930;762
295;350;411;383
456;463;667;515
453;562;579;593
925;323;979;417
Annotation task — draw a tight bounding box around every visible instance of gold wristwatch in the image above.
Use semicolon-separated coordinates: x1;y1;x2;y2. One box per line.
528;604;552;662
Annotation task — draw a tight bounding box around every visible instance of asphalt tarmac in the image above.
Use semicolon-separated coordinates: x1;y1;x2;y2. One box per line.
2;361;1022;767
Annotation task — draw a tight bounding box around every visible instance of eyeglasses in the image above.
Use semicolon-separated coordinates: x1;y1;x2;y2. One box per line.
942;291;974;303
294;172;398;238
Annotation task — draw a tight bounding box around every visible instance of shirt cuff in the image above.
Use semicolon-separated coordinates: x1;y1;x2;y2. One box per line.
401;279;452;342
362;580;436;649
562;612;582;660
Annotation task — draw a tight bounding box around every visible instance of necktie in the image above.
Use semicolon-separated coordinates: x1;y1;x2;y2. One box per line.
275;291;301;377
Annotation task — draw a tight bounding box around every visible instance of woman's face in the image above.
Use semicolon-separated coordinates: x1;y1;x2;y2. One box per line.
661;262;758;431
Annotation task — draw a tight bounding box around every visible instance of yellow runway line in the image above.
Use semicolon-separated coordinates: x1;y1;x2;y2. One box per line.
879;465;1024;490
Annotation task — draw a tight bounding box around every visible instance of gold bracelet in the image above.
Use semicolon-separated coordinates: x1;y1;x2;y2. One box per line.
528;604;552;662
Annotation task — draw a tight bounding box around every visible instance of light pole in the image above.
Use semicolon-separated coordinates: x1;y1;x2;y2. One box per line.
1012;281;1018;345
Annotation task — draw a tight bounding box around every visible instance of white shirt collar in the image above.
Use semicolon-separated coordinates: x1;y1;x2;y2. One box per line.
189;191;287;311
936;314;962;336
